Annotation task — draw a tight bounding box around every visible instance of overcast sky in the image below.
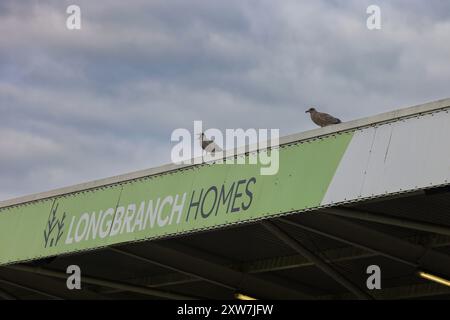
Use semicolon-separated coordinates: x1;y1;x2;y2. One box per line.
1;0;450;200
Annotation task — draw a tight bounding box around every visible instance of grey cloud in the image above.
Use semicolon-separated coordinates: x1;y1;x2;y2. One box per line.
1;0;450;199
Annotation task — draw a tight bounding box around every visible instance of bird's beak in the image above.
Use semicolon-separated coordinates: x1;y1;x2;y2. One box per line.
305;110;309;113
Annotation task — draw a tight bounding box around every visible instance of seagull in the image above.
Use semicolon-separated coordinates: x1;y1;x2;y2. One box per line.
305;107;341;127
199;132;222;155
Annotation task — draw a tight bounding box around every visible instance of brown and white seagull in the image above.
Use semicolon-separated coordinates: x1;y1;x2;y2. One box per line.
199;132;222;155
305;107;341;127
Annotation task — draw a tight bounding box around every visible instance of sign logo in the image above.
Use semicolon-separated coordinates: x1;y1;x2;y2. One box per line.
43;202;67;248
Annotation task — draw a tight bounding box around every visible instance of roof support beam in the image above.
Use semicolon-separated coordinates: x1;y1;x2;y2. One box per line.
99;272;197;294
0;277;61;300
242;234;449;273
109;244;311;299
280;214;450;279
99;247;373;294
100;235;450;291
0;286;17;300
260;220;373;300
6;265;196;300
321;282;450;300
321;207;450;236
109;247;235;290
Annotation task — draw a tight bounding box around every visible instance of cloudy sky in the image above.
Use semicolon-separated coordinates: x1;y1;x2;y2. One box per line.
1;0;449;200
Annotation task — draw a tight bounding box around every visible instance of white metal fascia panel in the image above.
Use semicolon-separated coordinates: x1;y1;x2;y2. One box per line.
322;109;450;205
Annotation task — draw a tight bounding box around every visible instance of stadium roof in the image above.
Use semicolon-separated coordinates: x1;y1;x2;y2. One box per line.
1;98;450;300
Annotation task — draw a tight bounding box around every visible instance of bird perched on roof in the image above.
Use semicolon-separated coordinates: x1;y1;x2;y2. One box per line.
199;132;222;155
305;107;341;127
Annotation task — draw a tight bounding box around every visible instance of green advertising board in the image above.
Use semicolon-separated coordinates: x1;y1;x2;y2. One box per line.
0;132;353;265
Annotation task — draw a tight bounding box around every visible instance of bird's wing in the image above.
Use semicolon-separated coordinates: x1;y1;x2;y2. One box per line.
320;112;341;124
205;141;222;153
